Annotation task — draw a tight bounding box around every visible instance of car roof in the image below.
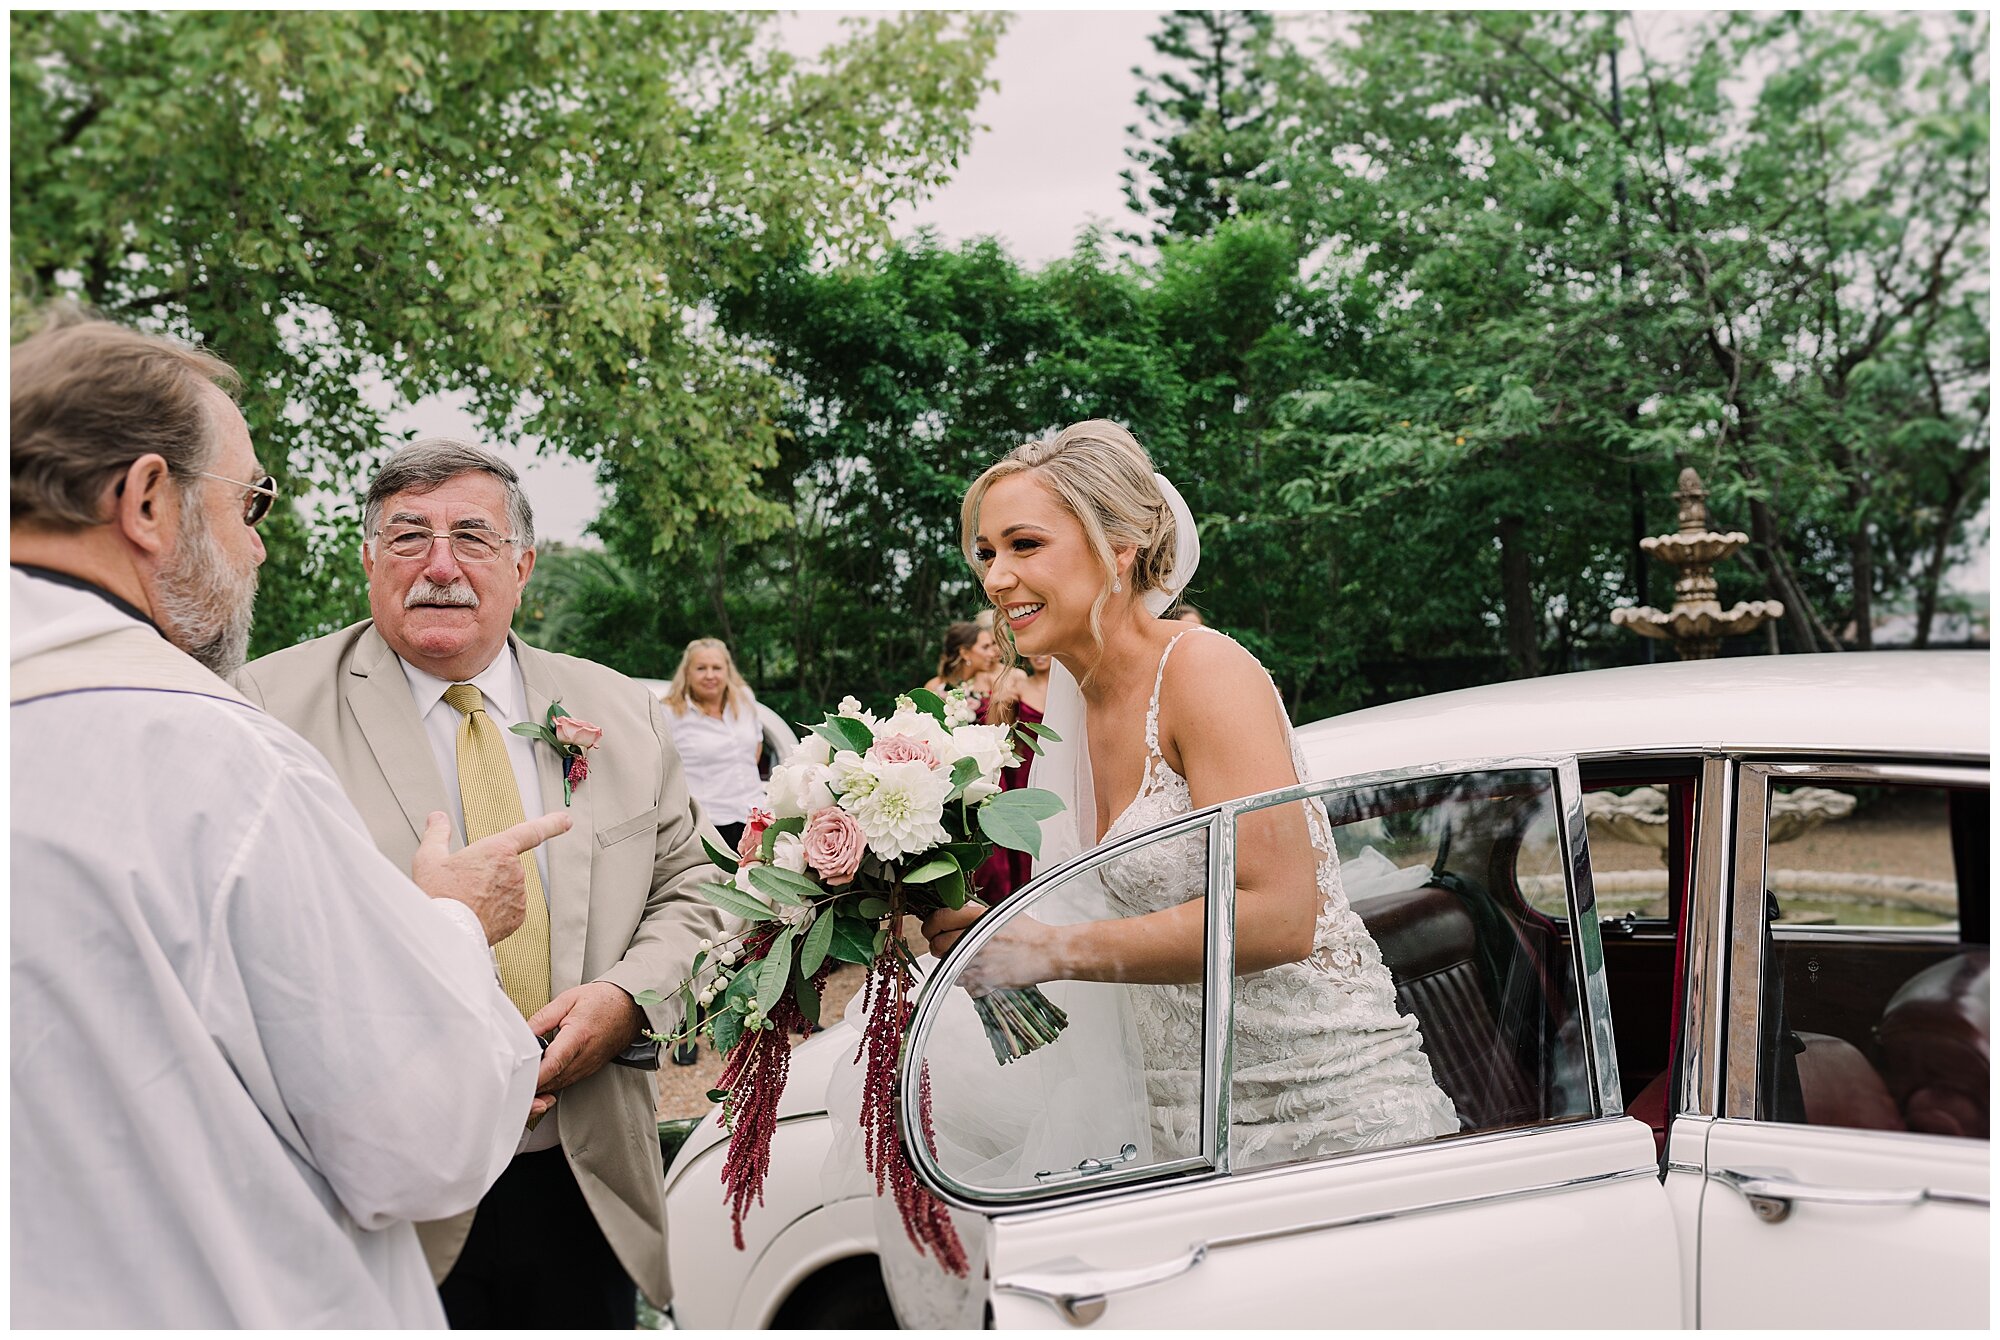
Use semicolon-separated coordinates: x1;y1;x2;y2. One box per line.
1295;651;1990;781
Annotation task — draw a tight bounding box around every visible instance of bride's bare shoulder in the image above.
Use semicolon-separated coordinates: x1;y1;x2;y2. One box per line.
1161;629;1271;714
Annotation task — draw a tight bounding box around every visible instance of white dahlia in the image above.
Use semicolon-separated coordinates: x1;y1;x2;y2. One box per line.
843;757;954;860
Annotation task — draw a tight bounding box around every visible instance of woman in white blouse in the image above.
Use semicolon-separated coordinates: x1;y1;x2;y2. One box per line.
659;638;767;1064
659;638;766;853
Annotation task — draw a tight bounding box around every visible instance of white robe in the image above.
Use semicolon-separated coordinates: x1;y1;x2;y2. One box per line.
9;570;541;1327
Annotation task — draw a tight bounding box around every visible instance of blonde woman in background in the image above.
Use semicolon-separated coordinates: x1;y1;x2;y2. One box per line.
660;638;765;854
660;637;766;1064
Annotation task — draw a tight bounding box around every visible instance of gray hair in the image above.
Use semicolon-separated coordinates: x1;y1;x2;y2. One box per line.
362;437;536;552
11;304;239;529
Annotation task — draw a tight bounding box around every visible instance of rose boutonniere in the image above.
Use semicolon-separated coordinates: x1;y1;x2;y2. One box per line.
509;702;602;804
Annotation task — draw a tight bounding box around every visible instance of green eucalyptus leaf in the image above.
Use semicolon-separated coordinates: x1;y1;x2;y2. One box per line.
856;896;892;919
695;880;776;922
700;835;741;875
901;856;959;883
827;915;879;965
710;1009;742;1057
747;864;821;906
799;906;836;976
810;715;875;756
977;804;1043;858
906;686;952;728
793;965;822;1028
757;927;797;1010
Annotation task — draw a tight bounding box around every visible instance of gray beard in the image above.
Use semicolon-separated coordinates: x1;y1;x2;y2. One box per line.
154;499;258;678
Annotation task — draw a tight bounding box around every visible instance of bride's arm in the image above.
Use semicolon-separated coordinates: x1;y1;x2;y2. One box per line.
926;636;1319;988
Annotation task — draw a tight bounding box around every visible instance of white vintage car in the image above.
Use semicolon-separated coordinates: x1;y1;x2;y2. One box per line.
661;651;1989;1328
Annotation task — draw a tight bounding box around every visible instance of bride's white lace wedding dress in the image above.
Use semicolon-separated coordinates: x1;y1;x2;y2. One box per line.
1098;627;1459;1166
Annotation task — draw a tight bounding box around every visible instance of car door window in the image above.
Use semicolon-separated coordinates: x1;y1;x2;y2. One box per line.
915;815;1215;1199
913;764;1618;1205
1747;776;1989;1141
1227;770;1601;1172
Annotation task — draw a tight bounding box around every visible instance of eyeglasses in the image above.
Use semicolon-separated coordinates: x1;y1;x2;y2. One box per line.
195;471;279;526
374;525;523;564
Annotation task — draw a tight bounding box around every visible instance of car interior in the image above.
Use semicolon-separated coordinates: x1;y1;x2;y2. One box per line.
1332;761;1990;1158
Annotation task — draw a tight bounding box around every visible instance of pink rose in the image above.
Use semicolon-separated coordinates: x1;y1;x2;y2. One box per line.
553;716;603;750
802;806;866;886
736;807;774;864
869;733;938;768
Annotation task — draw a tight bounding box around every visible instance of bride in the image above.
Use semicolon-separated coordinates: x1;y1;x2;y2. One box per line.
923;419;1459;1167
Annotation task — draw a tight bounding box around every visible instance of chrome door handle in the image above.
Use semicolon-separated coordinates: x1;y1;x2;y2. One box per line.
1714;1167;1990;1224
995;1244;1209;1326
1034;1142;1141;1184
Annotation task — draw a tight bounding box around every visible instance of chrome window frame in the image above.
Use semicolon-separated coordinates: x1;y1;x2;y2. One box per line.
901;753;1616;1212
1720;759;1990;1122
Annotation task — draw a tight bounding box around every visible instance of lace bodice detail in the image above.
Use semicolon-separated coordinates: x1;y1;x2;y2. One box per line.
1096;628;1458;1165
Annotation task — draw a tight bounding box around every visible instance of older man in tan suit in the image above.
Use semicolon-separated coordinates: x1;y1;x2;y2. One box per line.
236;438;724;1328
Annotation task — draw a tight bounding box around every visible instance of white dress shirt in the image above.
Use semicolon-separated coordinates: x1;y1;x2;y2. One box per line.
398;645;551;895
397;646;564;1153
9;570;540;1327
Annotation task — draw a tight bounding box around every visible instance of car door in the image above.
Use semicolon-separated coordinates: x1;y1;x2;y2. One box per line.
886;758;1682;1328
1696;760;1990;1329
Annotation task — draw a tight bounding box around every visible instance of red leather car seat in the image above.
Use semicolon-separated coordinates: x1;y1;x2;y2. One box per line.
1352;884;1541;1131
1876;951;1990;1140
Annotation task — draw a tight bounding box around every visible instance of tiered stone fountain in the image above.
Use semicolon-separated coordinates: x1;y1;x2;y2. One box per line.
1611;468;1784;659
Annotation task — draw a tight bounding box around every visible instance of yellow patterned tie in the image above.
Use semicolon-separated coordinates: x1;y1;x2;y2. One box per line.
443;683;552;1019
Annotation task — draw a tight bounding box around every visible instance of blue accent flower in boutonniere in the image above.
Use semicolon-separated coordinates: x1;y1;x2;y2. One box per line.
508;702;601;804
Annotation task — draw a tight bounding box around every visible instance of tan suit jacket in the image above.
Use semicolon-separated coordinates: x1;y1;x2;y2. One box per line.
235;621;724;1306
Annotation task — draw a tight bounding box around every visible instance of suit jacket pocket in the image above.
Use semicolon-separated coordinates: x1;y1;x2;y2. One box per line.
595;808;658;849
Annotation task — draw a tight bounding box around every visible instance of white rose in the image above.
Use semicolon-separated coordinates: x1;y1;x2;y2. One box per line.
829;749;875;799
790;732;834;768
770;832;808;875
948;723;1016;780
843;757;954;861
767;760;835;818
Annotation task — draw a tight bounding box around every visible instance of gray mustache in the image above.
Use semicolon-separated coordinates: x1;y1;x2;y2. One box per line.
405;579;479;609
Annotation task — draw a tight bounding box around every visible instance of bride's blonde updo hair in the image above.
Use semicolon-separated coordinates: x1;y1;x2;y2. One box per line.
960;419;1181;665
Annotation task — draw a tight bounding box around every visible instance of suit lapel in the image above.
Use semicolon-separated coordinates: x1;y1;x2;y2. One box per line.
345;627;450;849
516;635;592;994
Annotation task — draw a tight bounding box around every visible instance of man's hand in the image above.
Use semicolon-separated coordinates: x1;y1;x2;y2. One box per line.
411;810;572;946
526;982;645;1102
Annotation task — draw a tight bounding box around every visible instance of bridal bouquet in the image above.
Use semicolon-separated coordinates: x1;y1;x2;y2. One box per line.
641;686;1063;1273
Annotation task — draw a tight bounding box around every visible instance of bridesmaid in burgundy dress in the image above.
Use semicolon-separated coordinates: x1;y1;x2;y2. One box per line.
974;651;1052;902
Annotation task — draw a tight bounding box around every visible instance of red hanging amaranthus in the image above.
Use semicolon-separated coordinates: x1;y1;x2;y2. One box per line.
853;950;969;1276
716;965;828;1249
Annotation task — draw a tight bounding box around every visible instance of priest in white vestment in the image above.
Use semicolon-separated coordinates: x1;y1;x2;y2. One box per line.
9;311;561;1327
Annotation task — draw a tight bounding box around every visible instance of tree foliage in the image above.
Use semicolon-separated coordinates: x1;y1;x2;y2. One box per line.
1122;10;1280;246
11;9;1001;653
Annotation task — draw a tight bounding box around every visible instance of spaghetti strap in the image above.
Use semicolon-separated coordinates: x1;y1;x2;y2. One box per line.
1143;626;1215;761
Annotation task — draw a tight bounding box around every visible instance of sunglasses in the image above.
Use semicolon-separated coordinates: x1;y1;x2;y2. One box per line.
194;471;280;526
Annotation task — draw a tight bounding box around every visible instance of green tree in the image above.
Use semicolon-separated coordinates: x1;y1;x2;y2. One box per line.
1261;9;1988;656
11;9;1001;654
1122;10;1280;246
